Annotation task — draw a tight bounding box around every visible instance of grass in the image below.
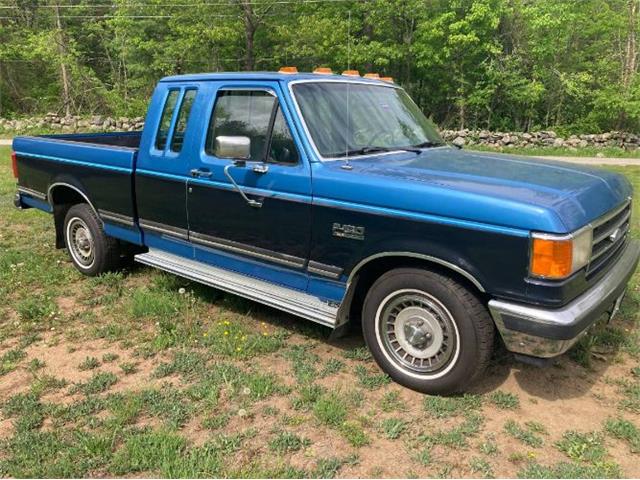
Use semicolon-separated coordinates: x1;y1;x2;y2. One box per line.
1;144;640;477
604;417;640;453
470;144;640;159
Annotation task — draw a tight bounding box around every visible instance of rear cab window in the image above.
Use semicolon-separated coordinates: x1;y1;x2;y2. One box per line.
154;87;198;154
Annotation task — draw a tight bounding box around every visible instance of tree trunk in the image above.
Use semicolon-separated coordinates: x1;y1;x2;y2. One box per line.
240;1;256;71
622;0;638;90
54;4;71;117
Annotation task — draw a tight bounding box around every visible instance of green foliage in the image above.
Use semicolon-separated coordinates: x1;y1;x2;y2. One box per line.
2;0;638;133
504;420;544;448
555;431;607;463
489;391;520;410
604;417;640;453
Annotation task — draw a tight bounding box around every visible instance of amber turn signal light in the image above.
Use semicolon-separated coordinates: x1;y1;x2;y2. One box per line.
530;237;573;279
11;151;18;179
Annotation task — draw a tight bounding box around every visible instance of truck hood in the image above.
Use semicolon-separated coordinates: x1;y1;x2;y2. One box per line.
314;148;632;233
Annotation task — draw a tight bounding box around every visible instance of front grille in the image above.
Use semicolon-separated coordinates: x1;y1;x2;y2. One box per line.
588;200;632;273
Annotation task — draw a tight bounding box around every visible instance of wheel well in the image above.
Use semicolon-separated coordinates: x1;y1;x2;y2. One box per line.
49;186;91;249
345;256;487;326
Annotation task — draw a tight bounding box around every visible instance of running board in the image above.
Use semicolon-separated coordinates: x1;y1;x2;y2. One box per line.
134;249;338;328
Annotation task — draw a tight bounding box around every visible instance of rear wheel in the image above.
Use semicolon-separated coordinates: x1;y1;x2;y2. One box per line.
64;204;121;276
362;268;494;395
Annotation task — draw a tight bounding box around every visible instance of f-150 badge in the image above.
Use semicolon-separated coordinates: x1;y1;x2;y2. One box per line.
332;223;365;240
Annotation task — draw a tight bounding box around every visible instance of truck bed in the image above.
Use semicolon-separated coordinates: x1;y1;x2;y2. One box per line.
13;131;141;241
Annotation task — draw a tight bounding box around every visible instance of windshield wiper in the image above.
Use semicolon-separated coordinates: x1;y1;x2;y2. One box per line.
412;140;446;149
334;146;421;157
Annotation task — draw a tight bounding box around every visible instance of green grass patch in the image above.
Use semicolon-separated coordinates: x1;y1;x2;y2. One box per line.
72;371;118;395
423;393;483;417
313;392;347;427
489;391;520;410
504;420;544;448
354;364;390;389
268;431;310;453
604;417;640;453
555;431;607;463
518;460;621;478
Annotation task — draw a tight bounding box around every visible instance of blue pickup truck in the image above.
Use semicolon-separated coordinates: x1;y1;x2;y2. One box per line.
11;69;639;394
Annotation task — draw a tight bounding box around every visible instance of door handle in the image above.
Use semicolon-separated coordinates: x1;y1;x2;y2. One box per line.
190;168;212;178
252;163;269;174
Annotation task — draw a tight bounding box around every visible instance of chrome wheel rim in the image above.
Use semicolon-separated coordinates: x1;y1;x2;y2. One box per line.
67;217;94;268
378;290;457;374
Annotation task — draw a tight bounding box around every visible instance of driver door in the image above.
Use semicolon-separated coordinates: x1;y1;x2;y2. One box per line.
186;84;312;291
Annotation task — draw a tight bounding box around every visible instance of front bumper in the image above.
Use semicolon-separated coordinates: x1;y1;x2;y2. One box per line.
489;239;640;358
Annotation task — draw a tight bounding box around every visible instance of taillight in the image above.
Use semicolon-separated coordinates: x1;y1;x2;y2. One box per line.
11;151;18;178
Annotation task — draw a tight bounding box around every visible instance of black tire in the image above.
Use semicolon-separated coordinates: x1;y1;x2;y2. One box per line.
63;203;121;276
362;268;494;395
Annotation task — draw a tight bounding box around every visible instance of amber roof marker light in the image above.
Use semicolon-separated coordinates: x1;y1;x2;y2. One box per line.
341;70;360;76
313;67;333;75
279;66;298;74
363;73;380;79
380;76;394;83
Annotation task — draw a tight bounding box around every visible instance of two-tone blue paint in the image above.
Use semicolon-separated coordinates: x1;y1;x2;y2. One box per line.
11;72;635;316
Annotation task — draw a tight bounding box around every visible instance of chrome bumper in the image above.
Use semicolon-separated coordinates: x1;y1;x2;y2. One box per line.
489;240;640;358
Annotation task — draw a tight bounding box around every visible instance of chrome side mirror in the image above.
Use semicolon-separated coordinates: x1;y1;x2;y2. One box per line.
215;135;251;159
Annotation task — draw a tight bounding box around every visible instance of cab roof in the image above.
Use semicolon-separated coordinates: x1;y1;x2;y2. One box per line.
159;71;396;86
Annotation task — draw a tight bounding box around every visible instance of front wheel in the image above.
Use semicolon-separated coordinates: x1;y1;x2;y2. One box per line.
362;268;494;395
64;203;121;276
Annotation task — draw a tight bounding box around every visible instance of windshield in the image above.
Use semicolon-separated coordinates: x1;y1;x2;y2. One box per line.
292;82;444;159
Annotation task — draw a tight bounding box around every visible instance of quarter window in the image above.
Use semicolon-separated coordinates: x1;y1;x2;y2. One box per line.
206;90;276;162
155;90;179;151
170;89;197;152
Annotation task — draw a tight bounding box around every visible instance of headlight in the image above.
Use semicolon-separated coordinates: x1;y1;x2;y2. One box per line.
529;227;593;279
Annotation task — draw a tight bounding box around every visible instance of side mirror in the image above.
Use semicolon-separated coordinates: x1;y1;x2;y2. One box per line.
215;135;251;160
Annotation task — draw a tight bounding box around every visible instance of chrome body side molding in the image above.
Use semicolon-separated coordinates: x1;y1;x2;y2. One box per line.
134;249;339;328
346;251;486;293
99;209;135;227
139;219;189;240
17;186;47;201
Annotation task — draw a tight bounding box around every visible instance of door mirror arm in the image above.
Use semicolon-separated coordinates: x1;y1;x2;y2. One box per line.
223;162;262;209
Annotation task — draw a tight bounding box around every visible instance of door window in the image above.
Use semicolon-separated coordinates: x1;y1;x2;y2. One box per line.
206;90;276;161
170;89;197;152
267;107;299;165
155;90;180;151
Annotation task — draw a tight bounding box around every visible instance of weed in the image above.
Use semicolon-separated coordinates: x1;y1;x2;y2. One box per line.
380;418;407;439
504;420;544;448
1;348;26;375
555;431;606;463
292;383;325;411
315;457;345;478
313;392;347;427
420;412;484;448
78;356;100;371
110;429;187;475
470;457;494;478
342;346;371;361
202;413;230;430
26;358;45;372
489;391;520;410
101;353;119;363
119;362;137;375
73;371;118;395
479;435;499;456
415;447;431;466
321;358;345;377
604;417;640;453
340;420;370;447
354;364;390;389
380;390;405;412
424;393;483;417
268;431;310;453
519;460;621;478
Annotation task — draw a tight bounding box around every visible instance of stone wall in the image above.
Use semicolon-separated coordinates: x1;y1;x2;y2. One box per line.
0;113;144;133
441;129;640;150
1;114;639;150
